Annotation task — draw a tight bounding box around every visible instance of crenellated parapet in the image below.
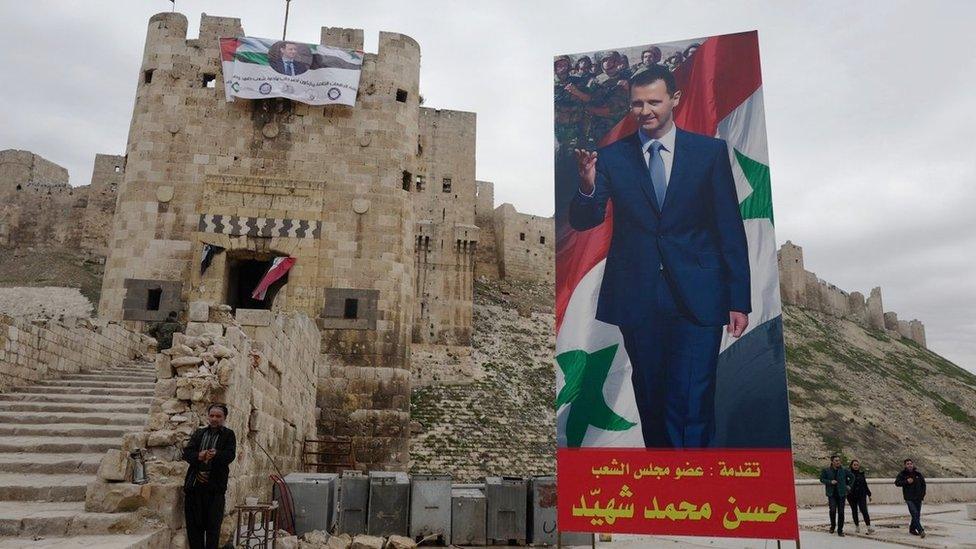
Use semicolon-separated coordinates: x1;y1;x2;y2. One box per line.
778;241;927;347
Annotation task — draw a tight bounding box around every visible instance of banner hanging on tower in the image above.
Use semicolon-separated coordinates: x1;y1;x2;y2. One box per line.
219;37;363;106
553;31;799;541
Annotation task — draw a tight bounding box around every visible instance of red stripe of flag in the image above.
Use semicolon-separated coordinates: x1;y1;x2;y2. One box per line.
219;38;240;63
251;257;295;300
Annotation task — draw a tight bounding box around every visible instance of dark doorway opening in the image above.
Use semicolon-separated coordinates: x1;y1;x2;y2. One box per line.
343;298;359;319
225;256;288;311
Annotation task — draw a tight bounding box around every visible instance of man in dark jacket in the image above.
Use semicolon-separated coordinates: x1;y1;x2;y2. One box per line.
819;455;854;536
895;458;926;538
847;459;874;534
183;404;237;549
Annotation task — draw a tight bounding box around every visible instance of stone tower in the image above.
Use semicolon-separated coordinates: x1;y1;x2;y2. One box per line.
97;12;483;467
777;240;806;305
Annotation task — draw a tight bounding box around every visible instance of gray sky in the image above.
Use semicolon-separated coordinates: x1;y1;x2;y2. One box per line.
2;1;975;372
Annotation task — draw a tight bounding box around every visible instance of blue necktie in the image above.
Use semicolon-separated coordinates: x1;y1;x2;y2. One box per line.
648;140;667;209
286;61;294;76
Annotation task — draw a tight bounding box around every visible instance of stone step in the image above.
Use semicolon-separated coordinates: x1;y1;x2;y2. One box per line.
0;453;102;475
0;393;152;406
0;436;126;454
86;368;155;376
0;401;151;415
0;532;167;549
60;373;156;382
33;379;156;389
0;411;146;427
0;473;92;502
0;423;140;438
13;386;154;397
0;501;148;538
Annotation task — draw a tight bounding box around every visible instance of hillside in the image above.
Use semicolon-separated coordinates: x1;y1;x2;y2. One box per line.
0;247;104;306
409;278;976;480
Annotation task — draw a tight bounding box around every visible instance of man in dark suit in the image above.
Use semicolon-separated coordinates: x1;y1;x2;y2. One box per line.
270;41;310;76
183;403;237;549
569;65;750;448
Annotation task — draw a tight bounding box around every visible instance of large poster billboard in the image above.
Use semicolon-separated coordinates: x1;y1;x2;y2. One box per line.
554;32;799;540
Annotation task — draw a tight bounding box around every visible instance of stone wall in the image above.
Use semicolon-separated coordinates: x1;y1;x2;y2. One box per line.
492;203;554;283
777;241;927;347
86;304;320;547
474;181;500;280
0;149;68;190
0;312;152;393
0;149;120;254
82;154;126;256
412;108;478;345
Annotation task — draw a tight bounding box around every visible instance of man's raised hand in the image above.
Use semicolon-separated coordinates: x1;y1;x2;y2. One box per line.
574;149;598;195
727;311;749;338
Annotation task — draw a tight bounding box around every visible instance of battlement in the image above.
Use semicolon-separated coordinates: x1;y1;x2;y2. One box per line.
778;241;926;347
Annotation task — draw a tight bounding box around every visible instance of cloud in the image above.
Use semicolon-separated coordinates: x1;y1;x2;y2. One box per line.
1;0;973;371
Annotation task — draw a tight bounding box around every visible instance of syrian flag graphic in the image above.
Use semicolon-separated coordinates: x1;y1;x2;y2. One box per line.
555;32;798;540
251;256;296;301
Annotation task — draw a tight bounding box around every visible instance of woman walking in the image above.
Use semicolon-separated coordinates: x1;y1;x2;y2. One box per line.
848;459;874;534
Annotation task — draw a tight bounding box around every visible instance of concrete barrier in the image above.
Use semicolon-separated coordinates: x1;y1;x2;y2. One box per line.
796;478;976;506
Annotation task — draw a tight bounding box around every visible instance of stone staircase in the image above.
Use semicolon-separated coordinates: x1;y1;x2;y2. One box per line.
0;360;167;547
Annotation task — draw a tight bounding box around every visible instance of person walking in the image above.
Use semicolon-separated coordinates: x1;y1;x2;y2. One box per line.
819;455;854;536
847;459;874;534
895;458;927;538
183;404;237;549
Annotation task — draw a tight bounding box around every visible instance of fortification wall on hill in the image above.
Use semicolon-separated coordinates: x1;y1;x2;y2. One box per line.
778;241;926;347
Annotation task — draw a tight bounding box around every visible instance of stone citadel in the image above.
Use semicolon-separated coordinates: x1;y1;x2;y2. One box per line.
0;9;935;546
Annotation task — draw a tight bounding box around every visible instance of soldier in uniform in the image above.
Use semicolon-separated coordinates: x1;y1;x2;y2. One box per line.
572;55;594;82
634;46;663;73
147;311;182;352
586;52;631;145
554;55;592;151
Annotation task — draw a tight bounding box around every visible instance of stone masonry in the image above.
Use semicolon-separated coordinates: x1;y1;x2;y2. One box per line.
87;303;320;547
0;149;121;253
778;240;926;347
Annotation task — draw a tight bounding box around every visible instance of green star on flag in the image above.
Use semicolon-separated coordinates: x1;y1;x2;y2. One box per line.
735;148;773;225
556;344;636;447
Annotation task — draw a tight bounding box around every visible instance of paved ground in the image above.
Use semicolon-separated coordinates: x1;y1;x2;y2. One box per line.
575;503;976;548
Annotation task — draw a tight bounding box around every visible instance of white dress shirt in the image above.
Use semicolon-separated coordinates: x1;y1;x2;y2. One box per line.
579;122;677;198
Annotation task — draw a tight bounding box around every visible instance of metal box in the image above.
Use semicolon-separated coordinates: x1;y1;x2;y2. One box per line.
528;476;591;546
274;472;337;537
410;474;452;542
366;471;410;537
451;488;487;546
485;476;528;544
334;470;369;536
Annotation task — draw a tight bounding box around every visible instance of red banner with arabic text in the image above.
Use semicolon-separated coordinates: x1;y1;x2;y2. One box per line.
558;448;799;540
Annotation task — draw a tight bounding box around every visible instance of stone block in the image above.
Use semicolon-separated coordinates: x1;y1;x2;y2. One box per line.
155;353;173;379
96;449;131;482
351;535;384;549
385;535;416;549
188;301;210;322
325;533;353;549
186;322;224;337
278;536;300;549
236;308;272;326
147;429;181;447
84;480;149;512
172;356;203;368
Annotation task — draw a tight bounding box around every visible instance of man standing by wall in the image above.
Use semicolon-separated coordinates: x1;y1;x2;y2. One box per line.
895;458;927;538
819;455;854;536
183;404;237;549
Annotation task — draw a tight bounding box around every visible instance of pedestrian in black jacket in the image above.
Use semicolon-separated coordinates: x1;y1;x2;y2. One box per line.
183;404;237;549
847;459;874;534
894;458;926;538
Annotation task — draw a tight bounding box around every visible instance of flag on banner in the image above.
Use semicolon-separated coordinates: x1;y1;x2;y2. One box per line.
219;37;363;106
251;256;296;300
200;243;225;275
